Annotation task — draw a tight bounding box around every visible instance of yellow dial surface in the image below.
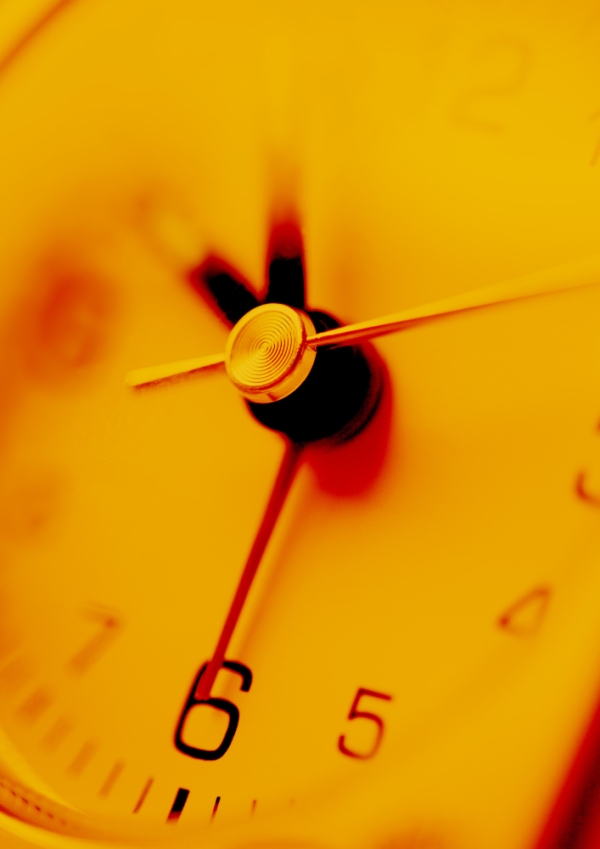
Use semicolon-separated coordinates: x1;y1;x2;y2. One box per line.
1;1;600;848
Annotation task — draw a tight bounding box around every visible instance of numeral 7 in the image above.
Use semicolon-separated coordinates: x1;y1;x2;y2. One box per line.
68;607;122;675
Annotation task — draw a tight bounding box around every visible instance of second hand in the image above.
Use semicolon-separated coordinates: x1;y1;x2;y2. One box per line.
126;252;600;391
196;441;302;701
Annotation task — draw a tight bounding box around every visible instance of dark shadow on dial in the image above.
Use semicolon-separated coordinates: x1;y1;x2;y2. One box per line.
188;222;307;325
188;256;259;327
248;310;387;451
188;219;391;492
304;354;392;497
264;220;306;309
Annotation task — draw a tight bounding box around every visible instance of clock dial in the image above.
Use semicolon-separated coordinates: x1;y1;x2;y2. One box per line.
1;1;600;848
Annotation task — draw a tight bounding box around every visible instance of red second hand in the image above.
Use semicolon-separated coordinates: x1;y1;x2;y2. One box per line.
196;441;302;701
533;680;600;849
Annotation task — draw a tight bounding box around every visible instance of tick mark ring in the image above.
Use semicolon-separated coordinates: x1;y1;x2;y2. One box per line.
225;303;317;403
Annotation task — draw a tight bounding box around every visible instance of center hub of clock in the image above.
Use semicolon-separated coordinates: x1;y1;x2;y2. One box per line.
225;303;384;444
225;303;317;403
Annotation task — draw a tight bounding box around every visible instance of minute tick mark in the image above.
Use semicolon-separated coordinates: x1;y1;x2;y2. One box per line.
98;761;124;798
133;777;153;813
167;788;189;823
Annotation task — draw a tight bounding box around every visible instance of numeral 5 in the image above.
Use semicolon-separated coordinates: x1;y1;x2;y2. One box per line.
338;687;392;761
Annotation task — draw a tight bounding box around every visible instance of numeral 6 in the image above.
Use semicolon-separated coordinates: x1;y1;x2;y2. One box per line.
338;687;392;761
174;660;252;761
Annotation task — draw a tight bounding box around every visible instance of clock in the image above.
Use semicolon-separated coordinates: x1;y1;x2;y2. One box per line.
1;1;600;848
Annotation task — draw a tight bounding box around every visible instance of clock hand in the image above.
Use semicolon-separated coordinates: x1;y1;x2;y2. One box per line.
125;351;225;389
195;440;301;701
126;251;307;391
126;253;600;391
307;252;600;348
533;687;600;849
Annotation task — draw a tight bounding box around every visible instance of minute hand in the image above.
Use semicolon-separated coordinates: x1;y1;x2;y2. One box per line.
307;254;600;349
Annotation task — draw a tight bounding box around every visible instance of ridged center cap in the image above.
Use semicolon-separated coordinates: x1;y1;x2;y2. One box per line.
225;303;317;403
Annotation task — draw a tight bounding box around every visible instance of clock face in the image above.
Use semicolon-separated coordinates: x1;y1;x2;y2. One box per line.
1;1;600;848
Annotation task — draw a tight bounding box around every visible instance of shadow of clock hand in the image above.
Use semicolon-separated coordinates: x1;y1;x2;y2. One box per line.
188;256;260;326
136;216;386;459
187;222;307;326
264;221;306;309
533;689;600;849
265;254;305;309
173;230;387;448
